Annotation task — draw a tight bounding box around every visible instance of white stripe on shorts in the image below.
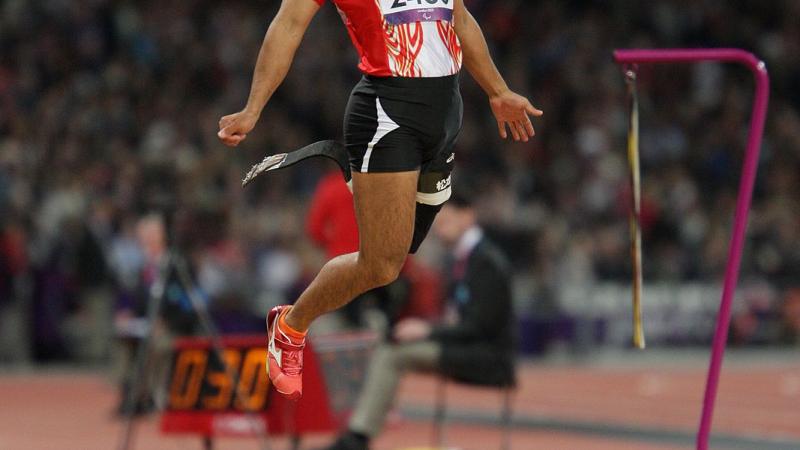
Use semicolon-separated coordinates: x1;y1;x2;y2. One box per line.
361;98;399;172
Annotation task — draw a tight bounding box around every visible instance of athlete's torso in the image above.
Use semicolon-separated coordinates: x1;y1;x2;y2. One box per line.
315;0;463;77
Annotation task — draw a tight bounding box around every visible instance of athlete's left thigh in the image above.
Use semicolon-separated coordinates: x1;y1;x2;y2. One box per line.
352;170;419;267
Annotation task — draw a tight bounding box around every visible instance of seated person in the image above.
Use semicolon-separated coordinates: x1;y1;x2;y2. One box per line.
323;190;515;450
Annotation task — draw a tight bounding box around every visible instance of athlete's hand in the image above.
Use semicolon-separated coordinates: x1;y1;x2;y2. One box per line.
489;90;543;142
218;110;259;147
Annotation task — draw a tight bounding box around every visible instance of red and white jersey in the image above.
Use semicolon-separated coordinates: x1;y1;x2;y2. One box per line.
313;0;463;78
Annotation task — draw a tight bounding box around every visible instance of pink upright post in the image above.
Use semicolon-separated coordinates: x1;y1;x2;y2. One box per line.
613;49;770;450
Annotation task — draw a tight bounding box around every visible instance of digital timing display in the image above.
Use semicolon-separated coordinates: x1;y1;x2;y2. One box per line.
166;346;271;412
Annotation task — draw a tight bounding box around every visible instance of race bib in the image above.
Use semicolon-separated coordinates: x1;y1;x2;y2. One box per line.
380;0;454;26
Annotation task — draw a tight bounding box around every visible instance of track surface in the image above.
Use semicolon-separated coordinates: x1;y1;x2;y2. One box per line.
0;356;797;449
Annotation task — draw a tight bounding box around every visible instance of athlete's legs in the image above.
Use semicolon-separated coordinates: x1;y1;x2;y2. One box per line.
284;170;419;332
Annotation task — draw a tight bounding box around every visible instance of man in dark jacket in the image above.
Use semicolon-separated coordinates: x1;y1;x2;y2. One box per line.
323;190;515;450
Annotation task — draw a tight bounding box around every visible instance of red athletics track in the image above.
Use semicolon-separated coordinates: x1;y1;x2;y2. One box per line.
0;355;797;449
398;361;800;440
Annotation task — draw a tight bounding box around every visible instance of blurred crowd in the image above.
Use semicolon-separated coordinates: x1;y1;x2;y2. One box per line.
1;0;799;363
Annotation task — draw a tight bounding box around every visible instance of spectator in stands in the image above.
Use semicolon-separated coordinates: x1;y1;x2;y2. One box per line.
306;168;360;261
321;189;515;450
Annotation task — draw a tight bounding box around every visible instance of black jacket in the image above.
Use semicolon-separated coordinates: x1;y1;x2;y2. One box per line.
430;238;515;387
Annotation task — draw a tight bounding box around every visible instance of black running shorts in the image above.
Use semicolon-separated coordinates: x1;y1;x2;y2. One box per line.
344;74;463;253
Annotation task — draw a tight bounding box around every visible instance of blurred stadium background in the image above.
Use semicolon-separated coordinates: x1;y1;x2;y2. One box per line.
0;0;799;449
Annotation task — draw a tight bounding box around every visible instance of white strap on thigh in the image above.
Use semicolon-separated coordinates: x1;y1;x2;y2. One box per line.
416;186;452;205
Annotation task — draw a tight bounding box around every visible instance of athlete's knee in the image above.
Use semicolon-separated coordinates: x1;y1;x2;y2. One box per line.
369;258;403;287
361;252;405;287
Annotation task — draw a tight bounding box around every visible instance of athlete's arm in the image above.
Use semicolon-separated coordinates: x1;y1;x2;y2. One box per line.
218;0;320;147
452;0;543;142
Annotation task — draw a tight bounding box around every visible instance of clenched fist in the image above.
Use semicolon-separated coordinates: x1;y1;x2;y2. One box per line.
218;110;259;147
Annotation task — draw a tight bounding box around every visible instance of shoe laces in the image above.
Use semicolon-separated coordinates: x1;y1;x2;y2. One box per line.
282;347;303;376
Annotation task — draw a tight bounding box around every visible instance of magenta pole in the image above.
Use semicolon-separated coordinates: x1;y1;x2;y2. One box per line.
613;49;770;450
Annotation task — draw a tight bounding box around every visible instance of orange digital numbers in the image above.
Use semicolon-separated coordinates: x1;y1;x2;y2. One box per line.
234;348;271;411
201;349;241;410
167;346;271;411
168;349;209;410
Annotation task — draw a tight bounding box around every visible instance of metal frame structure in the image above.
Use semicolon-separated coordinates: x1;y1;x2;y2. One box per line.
613;48;770;450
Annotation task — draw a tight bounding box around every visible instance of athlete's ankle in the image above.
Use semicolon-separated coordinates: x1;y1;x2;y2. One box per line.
280;307;308;339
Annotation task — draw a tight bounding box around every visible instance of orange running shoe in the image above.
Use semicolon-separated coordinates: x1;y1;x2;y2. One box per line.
266;305;305;401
